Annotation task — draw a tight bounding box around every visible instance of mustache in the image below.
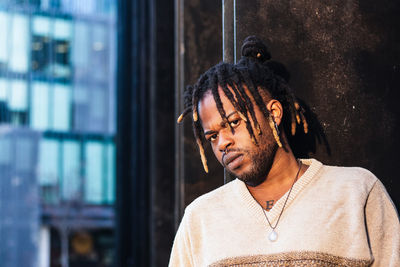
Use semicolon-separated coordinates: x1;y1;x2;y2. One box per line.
221;148;248;167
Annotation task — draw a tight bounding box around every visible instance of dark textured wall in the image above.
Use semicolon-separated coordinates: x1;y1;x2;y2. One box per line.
235;0;400;208
177;0;224;211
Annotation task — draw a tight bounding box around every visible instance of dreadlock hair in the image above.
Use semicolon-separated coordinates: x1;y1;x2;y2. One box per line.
177;36;311;173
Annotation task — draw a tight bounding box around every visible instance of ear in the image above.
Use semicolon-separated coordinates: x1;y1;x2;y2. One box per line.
266;99;283;126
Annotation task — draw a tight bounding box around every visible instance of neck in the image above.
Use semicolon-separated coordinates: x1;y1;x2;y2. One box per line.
246;147;307;209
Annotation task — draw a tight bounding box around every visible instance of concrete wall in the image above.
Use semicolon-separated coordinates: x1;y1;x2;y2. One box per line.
232;0;400;208
175;0;224;216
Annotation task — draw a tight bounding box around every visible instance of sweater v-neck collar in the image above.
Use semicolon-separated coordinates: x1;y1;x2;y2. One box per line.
233;158;323;225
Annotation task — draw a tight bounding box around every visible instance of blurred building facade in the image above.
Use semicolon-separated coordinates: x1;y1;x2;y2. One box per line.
0;0;116;266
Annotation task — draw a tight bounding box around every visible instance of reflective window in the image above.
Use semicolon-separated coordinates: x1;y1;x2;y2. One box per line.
53;19;71;79
72;21;89;79
72;85;89;131
106;143;115;203
90;87;106;131
33;16;51;36
59;0;97;15
61;140;80;200
0;11;9;67
32;16;51;75
38;139;60;204
31;82;50;130
9;80;28;125
84;141;103;204
73;85;88;104
0;79;10;122
9;80;27;111
0;137;12;165
15;137;34;172
91;88;106;120
38;139;59;185
0;1;117;265
0;78;8;100
52;84;71;131
10;14;29;73
91;24;108;82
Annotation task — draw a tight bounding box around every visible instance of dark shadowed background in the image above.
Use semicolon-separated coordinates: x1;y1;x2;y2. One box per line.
233;0;400;208
117;0;400;266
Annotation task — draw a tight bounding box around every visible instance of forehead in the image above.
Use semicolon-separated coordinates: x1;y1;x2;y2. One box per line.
198;87;236;130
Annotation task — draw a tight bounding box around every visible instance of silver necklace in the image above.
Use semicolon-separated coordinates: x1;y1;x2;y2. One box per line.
260;160;302;242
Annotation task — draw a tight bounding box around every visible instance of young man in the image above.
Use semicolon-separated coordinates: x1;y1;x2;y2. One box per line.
170;36;400;266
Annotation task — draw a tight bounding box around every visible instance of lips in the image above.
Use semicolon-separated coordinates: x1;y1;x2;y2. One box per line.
223;152;244;169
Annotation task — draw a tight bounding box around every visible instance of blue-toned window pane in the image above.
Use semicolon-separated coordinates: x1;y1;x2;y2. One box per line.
10;14;29;73
0;79;8;101
72;85;87;128
106;143;115;203
32;16;51;74
52;84;71;131
91;88;106;121
91;24;108;81
38;139;59;185
72;21;89;73
31;82;49;130
0;137;12;165
0;79;10;123
9;80;27;111
40;0;51;10
73;85;88;104
61;140;80;200
38;139;60;204
84;141;103;204
15;137;34;172
99;0;116;15
73;87;108;133
54;18;72;41
53;19;71;79
0;11;9;66
62;0;96;15
33;16;51;35
72;85;90;132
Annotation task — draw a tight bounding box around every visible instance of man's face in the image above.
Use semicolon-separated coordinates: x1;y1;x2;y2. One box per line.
198;86;278;187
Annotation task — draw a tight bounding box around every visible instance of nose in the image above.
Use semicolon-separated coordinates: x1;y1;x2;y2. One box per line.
218;130;234;153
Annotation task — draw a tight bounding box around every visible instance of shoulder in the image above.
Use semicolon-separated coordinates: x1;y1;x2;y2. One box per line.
321;164;377;183
316;162;379;196
184;179;240;218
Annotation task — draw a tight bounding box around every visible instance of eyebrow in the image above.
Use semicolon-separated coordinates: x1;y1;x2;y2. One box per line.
203;111;238;136
204;130;216;136
226;111;238;119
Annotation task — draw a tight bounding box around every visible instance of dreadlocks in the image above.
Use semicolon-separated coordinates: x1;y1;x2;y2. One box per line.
178;36;309;173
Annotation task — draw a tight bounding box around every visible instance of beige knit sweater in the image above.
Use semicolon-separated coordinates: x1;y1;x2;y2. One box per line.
169;159;400;267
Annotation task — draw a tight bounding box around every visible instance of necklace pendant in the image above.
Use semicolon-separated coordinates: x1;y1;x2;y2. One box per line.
268;230;278;242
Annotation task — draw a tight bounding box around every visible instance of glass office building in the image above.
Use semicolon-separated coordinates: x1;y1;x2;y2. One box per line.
0;0;116;266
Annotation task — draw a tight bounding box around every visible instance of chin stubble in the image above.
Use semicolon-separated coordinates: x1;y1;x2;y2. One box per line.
231;142;278;187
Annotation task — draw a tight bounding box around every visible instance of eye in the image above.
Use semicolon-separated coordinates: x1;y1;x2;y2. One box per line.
229;119;240;128
208;133;218;142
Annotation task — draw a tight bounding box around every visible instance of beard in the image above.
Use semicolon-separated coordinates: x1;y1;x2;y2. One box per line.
227;139;278;187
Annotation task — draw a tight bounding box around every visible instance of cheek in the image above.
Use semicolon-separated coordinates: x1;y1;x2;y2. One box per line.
211;145;223;162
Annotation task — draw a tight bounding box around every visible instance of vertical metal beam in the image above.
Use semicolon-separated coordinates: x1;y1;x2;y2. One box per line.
222;0;236;63
174;0;185;230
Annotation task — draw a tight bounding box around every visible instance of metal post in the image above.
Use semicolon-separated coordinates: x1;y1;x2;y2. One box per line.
222;0;236;63
174;0;185;230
